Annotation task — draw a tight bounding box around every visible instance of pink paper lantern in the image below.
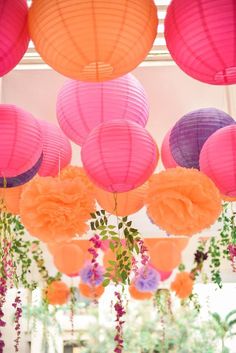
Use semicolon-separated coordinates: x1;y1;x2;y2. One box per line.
157;269;172;282
165;0;236;85
56;74;149;146
200;125;236;197
161;129;178;169
38;120;72;177
0;104;43;178
0;0;29;76
81;119;158;192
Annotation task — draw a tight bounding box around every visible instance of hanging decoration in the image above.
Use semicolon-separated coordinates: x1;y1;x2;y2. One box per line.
79;283;104;300
148;241;182;272
0;0;29;76
57;74;149;146
129;284;153;300
29;0;158;81
171;272;194;299
19;174;95;242
200;125;236;197
169;108;235;169
165;0;236;85
134;266;160;292
81;119;158;192
161;129;178;169
0;186;23;215
80;262;104;287
146;167;222;235
52;243;85;276
44;281;70;305
38;120;72;177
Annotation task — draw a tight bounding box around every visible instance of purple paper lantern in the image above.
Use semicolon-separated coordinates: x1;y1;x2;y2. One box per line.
169;108;235;169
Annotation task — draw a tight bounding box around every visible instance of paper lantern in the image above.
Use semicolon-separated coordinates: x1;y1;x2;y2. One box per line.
158;269;172;282
0;0;29;76
57;74;149;146
144;238;189;253
200;125;236;197
0;104;43;178
149;241;181;272
79;283;104;300
45;281;70;305
169;108;235;169
129;284;153;301
146;168;222;236
53;243;85;276
165;0;236;85
0;186;23;214
29;0;158;81
38;120;72;177
161;129;178;169
95;183;147;216
81;120;158;192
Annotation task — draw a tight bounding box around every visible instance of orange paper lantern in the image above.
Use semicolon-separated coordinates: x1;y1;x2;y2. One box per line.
144;238;189;253
149;241;182;272
171;272;194;299
129;284;153;301
29;0;158;81
79;283;104;300
0;185;23;214
95;183;147;216
45;281;70;305
53;243;85;276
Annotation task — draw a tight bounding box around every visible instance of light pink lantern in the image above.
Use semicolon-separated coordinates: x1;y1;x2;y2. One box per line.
0;104;43;177
81;119;158;193
200;125;236;197
0;0;29;76
161;129;178;169
56;74;149;146
38;120;72;177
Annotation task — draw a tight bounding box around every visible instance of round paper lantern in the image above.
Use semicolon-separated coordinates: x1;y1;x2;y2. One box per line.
149;241;181;272
144;238;189;253
146;168;222;236
158;269;172;282
53;243;85;276
0;104;43;177
81;120;158;192
57;74;149;146
79;283;104;300
29;0;158;82
129;284;153;301
200;125;236;197
0;0;29;76
161;129;178;169
169;108;235;169
0;186;23;214
45;281;70;305
95;183;147;216
165;0;236;85
38;120;72;177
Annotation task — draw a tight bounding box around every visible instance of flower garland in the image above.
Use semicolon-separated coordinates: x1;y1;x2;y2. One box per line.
12;292;22;352
114;291;126;353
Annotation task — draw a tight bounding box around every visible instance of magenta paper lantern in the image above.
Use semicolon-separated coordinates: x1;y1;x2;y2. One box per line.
81;119;158;192
0;0;29;76
0;104;43;178
161;129;178;169
38;120;72;177
200;125;236;197
57;74;149;146
165;0;236;85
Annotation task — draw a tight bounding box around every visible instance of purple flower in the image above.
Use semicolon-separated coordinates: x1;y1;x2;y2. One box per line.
228;244;236;257
80;262;104;286
134;266;160;292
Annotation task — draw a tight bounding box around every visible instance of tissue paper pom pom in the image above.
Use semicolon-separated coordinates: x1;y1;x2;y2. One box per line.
134;266;160;292
0;186;23;214
79;283;104;300
80;262;104;286
129;284;153;300
20;175;95;242
44;281;70;305
146;167;221;236
171;272;194;299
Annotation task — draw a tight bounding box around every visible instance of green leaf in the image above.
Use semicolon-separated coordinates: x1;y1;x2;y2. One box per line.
102;279;110;287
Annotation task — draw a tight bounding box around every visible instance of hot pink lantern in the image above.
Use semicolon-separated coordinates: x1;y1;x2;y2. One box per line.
0;0;29;76
157;269;172;282
200;125;236;197
161;129;178;169
0;104;43;178
165;0;236;85
81;119;158;192
38;120;72;177
56;74;149;146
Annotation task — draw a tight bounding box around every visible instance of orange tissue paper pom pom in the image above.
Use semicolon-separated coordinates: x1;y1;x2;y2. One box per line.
146;167;222;236
60;165;94;192
79;283;104;300
129;284;153;301
44;281;70;305
171;272;194;299
20;175;95;242
0;185;23;215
